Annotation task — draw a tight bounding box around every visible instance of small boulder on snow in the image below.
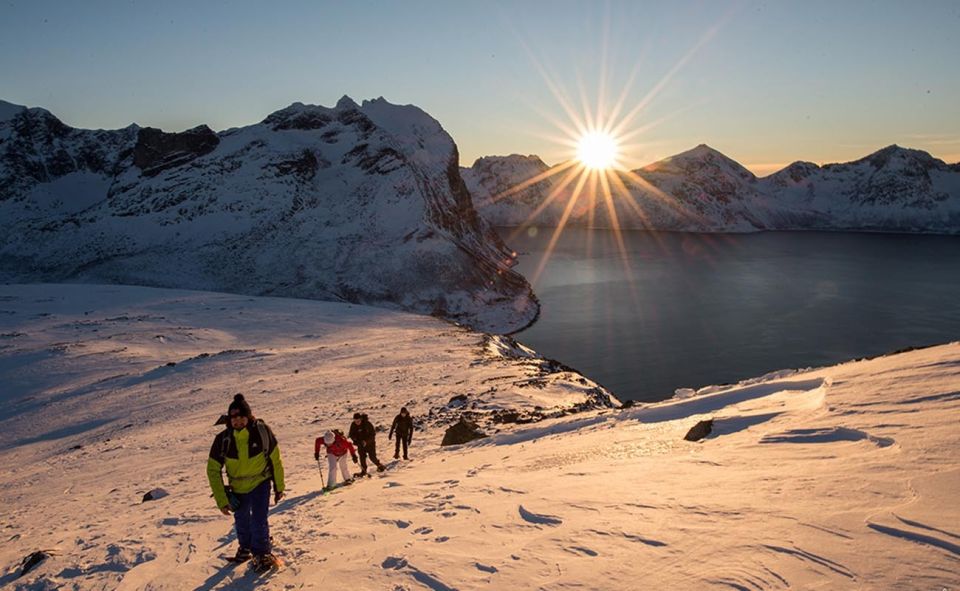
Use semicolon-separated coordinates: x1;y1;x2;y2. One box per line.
141;488;169;502
684;419;714;442
18;550;51;578
441;417;487;446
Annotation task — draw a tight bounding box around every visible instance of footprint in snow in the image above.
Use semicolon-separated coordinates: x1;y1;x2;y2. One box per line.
518;505;563;526
760;426;894;448
565;546;599;557
475;562;498;573
378;519;411;529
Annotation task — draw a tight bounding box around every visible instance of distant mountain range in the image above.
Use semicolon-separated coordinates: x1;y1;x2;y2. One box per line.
0;98;538;333
462;145;960;233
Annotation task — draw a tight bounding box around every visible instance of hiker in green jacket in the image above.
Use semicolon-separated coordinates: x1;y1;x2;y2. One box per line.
207;394;285;572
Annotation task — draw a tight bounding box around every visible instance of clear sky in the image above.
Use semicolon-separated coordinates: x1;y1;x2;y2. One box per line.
1;0;958;174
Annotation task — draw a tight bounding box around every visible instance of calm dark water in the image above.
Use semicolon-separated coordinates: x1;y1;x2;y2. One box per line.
507;228;960;402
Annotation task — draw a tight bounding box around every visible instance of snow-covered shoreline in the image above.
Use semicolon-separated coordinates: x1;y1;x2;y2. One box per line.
1;283;957;589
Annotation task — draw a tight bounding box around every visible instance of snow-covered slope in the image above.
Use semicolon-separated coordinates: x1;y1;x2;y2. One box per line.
1;283;957;589
0;98;537;333
462;145;960;233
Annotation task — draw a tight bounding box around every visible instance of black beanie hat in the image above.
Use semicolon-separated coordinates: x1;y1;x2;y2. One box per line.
229;394;252;417
353;412;362;420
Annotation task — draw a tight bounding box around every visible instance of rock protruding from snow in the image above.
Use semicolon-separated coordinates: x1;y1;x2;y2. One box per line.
441;417;488;446
141;488;169;502
133;125;220;176
683;419;714;441
17;550;51;578
464;144;960;234
0;97;538;333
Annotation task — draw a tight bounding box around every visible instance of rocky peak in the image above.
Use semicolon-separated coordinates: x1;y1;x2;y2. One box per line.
856;144;944;172
7;105;72;141
767;161;821;186
641;144;757;182
262;103;335;131
0;100;27;122
336;95;360;110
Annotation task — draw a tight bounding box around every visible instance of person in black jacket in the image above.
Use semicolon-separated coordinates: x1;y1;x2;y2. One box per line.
348;412;384;475
388;407;413;460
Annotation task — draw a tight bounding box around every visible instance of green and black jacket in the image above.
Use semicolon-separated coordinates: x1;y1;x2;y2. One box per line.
206;419;285;509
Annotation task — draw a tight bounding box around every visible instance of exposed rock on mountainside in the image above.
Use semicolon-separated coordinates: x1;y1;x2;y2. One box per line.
0;98;538;333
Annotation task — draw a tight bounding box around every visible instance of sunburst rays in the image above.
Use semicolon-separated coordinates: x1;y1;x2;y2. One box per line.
492;19;728;288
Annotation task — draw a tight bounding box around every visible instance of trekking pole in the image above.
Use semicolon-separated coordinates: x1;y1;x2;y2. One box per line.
316;458;324;484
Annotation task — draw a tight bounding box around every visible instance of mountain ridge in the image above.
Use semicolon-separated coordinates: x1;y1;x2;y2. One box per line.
0;97;539;333
462;143;960;233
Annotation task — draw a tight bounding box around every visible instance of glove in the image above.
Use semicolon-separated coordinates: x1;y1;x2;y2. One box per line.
314;453;319;461
388;433;393;440
274;490;285;504
351;453;359;464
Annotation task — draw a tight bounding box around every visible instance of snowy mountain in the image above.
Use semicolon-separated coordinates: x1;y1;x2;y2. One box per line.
0;98;538;333
462;144;960;233
1;283;957;589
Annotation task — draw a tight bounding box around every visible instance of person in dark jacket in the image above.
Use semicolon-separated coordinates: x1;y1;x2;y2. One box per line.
388;407;414;460
207;394;284;572
348;412;384;475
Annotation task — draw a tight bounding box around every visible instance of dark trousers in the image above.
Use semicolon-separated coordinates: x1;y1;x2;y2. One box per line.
357;439;381;473
394;433;410;458
234;479;271;555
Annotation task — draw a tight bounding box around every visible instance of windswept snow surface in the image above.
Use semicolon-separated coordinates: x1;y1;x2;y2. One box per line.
1;284;958;590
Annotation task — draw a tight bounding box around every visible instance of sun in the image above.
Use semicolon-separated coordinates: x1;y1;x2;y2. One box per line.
576;131;618;170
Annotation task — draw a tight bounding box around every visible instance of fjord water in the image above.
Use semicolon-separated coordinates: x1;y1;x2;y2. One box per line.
508;228;960;402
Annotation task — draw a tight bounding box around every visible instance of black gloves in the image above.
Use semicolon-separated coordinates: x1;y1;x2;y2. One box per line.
351;453;359;464
314;453;319;461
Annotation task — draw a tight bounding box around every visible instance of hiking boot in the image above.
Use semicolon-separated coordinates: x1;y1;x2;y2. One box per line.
376;464;386;472
232;547;252;562
403;455;409;460
251;553;281;573
393;453;399;459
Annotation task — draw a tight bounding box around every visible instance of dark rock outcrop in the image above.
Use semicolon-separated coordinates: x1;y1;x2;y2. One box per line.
441;417;487;446
18;550;51;578
133;125;219;176
142;488;169;502
684;419;714;442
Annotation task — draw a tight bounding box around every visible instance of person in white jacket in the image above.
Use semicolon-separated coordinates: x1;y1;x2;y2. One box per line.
314;430;358;490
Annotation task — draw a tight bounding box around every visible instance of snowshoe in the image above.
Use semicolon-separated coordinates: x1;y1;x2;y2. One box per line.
223;547;252;563
251;553;283;573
